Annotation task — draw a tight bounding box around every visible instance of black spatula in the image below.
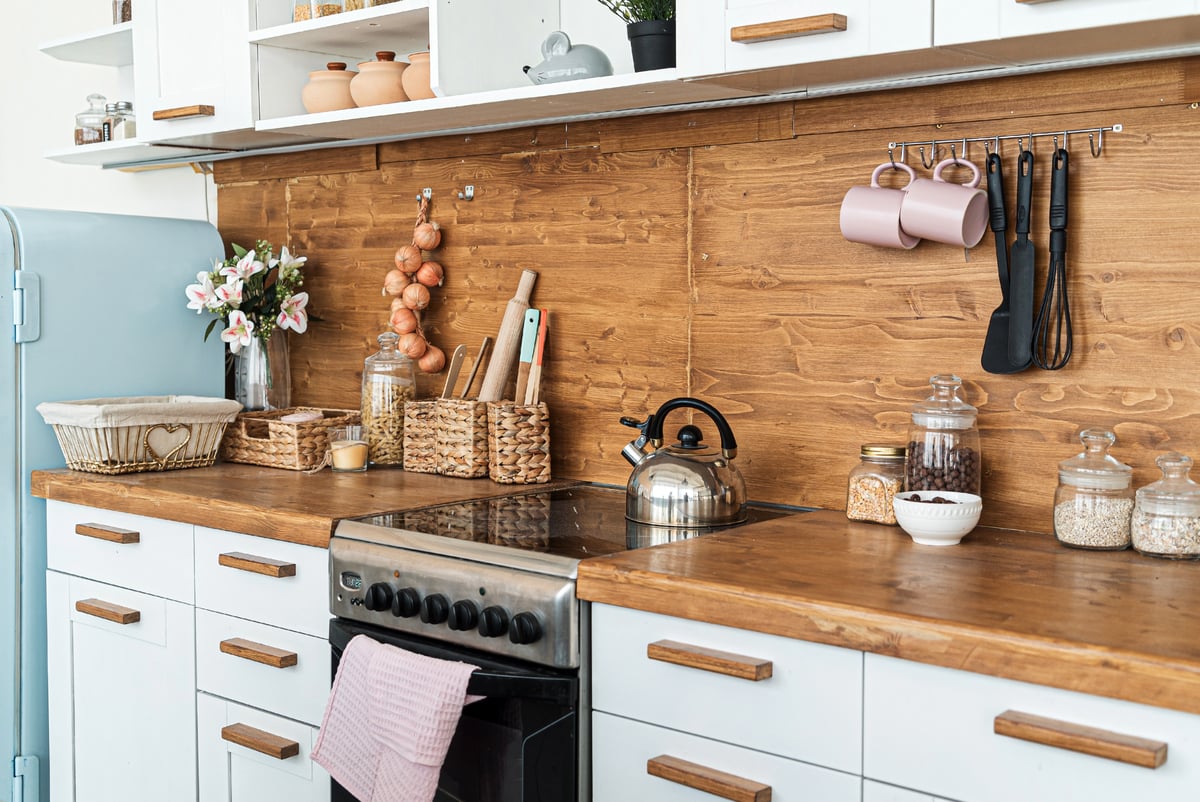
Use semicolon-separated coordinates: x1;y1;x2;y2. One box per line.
1007;149;1036;371
980;152;1021;374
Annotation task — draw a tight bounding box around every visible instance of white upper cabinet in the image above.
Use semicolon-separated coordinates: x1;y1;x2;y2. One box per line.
935;0;1200;64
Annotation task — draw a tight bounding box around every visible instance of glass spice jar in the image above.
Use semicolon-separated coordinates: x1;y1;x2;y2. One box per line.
846;443;906;524
361;332;416;466
74;93;107;145
1131;452;1200;559
1053;428;1133;550
905;374;981;495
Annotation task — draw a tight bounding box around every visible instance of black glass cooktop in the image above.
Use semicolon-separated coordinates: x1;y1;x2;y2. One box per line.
350;483;803;562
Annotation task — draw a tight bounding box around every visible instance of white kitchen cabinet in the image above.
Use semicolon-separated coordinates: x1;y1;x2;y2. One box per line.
863;780;956;802
46;571;196;802
864;653;1200;802
935;0;1200;66
591;603;863;798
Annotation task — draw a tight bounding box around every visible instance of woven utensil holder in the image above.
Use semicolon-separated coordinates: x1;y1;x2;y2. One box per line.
435;399;489;478
402;400;438;473
220;407;360;471
486;402;551;484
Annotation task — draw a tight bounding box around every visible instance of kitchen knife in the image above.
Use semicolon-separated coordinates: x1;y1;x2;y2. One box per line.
513;309;540;404
525;308;549;405
440;344;467;398
1007;148;1035;371
459;336;492;399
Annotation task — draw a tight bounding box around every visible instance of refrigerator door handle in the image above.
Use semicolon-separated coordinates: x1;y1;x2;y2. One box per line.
13;271;40;343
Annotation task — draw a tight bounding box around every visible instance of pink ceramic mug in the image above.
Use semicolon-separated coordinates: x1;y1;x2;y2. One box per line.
899;158;988;248
839;162;920;249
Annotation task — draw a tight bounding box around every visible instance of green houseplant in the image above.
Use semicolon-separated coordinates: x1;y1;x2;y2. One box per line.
597;0;676;72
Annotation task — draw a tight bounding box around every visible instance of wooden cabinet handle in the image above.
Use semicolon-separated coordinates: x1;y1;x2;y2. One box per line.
152;104;215;121
994;710;1167;768
730;13;847;44
75;598;140;625
220;637;298;669
220;723;300;760
647;640;773;681
218;551;296;578
647;755;771;802
75;522;139;544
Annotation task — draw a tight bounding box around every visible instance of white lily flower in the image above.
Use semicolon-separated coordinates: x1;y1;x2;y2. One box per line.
276;292;309;334
184;271;217;314
220;249;265;281
220;310;255;354
277;246;307;281
215;277;244;307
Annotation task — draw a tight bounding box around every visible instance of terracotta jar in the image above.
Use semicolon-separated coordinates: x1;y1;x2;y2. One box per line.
301;62;357;113
350;51;408;106
401;51;435;100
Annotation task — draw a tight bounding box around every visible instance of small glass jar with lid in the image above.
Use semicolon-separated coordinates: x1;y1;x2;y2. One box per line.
905;374;981;495
1053;428;1133;550
846;443;906;524
74;93;107;145
1131;452;1200;559
361;332;416;466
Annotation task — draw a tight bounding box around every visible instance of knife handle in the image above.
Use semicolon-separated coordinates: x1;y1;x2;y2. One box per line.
1049;148;1069;232
1015;149;1034;236
986;152;1007;233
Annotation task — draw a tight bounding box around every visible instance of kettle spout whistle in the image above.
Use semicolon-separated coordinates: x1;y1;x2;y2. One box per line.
619;415;654;466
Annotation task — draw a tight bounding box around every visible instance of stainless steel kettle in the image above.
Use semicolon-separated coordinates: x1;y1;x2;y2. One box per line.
620;397;747;528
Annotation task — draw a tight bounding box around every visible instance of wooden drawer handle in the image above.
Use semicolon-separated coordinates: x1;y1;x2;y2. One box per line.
220;723;300;760
75;598;140;625
220;637;298;669
647;640;773;681
647;755;771;802
994;710;1167;768
75;522;140;544
218;551;297;578
730;13;847;44
152;104;215;121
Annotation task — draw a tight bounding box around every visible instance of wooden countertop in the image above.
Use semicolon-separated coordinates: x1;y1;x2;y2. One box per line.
577;510;1200;717
31;465;577;548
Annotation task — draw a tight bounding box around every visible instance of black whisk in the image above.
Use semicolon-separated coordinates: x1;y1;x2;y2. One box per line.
1033;148;1072;370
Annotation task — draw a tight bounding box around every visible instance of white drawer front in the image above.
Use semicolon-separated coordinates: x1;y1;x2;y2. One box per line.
47;501;194;603
725;0;933;72
196;609;332;727
864;653;1200;802
935;0;1199;47
863;779;955;802
197;692;329;802
592;604;862;774
592;711;860;802
195;526;328;637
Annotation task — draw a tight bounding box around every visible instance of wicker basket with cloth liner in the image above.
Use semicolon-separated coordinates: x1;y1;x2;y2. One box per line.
220;407;360;471
36;395;242;475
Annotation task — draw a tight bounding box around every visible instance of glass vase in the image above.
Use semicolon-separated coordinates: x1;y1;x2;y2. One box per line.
234;333;291;411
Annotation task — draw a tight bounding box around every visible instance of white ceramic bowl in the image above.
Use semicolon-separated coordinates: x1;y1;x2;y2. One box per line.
892;490;982;546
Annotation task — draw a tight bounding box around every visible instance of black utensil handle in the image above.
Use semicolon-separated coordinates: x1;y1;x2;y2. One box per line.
1016;149;1034;236
1050;148;1069;231
986;152;1007;233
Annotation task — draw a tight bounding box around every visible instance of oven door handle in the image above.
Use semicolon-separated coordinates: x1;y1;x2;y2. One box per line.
463;668;576;706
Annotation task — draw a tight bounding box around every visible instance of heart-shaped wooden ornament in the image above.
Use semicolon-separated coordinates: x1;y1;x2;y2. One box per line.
144;423;193;468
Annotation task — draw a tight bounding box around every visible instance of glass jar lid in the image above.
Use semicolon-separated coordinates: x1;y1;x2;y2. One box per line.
1136;452;1200;515
910;374;977;429
861;443;905;460
1058;427;1132;489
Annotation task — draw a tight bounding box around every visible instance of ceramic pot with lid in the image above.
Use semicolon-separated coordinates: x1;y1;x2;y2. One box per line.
620;397;746;529
401;51;435;100
350;51;408;107
301;62;357;113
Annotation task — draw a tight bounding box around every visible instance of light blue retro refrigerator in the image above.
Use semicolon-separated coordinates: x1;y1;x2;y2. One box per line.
0;207;227;801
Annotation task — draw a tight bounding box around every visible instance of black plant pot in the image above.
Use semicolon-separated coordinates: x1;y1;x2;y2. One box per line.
627;18;676;72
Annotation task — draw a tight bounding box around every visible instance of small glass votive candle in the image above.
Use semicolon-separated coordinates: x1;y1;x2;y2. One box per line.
330;425;368;472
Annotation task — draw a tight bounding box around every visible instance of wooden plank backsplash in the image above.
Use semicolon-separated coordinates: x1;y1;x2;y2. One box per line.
215;57;1200;534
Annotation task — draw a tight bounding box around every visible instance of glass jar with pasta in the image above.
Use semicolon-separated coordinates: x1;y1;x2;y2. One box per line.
361;332;416;465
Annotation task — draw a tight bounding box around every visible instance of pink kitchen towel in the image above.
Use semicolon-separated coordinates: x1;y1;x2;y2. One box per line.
312;634;481;802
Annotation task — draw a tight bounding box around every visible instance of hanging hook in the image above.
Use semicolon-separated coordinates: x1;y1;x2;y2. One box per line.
1018;137;1025;154
1062;130;1069;153
920;142;937;169
1027;134;1034;155
961;137;968;163
899;142;907;164
984;140;991;157
889;148;897;168
1089;128;1104;157
1053;134;1060;151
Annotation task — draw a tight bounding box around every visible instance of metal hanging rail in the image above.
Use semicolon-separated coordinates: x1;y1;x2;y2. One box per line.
888;124;1122;168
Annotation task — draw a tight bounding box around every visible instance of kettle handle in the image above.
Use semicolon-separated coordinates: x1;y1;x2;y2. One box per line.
646;397;738;459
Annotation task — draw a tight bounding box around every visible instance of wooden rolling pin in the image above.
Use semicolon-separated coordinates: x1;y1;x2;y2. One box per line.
477;269;538;402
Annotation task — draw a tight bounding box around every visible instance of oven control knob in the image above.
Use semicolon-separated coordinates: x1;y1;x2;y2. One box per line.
509;612;542;645
392;587;421;618
478;606;509;638
448;600;480;631
420;593;450;625
363;583;393;612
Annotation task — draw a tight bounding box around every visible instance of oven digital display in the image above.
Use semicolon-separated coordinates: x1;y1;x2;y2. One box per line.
340;571;363;591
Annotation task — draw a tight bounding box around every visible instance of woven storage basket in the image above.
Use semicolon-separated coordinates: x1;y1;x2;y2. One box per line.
487;402;551;484
220;407;359;471
402;400;438;473
435;398;489;478
36;396;242;475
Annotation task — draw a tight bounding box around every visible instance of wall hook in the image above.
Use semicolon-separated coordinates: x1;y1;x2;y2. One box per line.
920;143;937;169
1089;129;1104;158
457;185;475;201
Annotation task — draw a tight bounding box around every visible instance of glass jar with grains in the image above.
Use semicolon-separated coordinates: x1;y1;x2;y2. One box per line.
361;332;416;466
846;444;906;524
1131;452;1200;559
1053;427;1133;550
905;374;981;495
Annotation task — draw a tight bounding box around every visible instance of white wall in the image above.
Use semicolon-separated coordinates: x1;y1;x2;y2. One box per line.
0;1;214;220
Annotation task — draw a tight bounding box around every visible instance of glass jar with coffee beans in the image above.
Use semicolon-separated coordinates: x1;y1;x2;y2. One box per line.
905;374;980;495
1053;427;1133;550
